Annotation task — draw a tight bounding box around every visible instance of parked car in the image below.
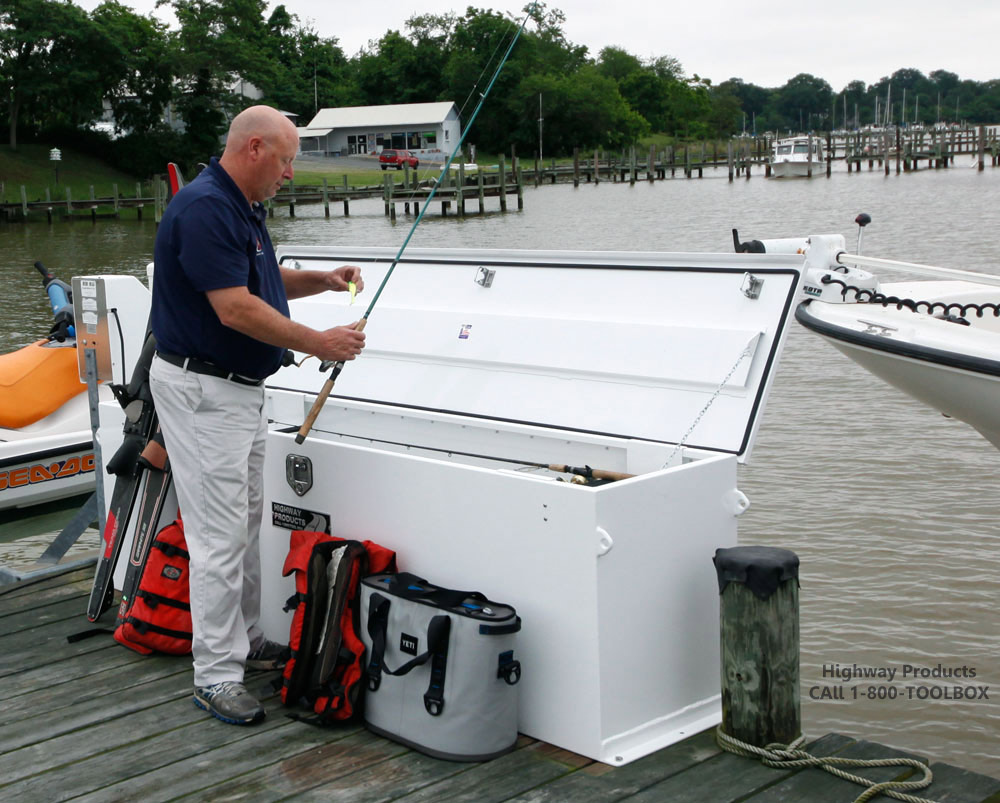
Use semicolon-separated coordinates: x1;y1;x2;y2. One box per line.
379;149;419;170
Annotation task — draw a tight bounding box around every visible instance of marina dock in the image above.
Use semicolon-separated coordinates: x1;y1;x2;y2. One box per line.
2;125;997;227
2;564;999;802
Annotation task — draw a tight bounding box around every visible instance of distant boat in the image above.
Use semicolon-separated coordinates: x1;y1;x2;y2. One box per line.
770;135;825;178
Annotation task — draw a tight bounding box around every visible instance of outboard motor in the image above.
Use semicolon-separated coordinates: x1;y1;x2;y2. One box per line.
733;225;880;303
34;261;75;341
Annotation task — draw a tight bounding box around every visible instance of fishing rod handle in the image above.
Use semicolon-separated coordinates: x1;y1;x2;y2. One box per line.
549;465;635;482
296;369;339;444
294;318;368;444
588;468;634;481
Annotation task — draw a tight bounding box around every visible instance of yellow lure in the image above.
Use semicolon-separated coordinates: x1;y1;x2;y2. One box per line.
348;281;357;304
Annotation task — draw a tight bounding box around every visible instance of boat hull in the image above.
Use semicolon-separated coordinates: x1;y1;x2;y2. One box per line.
0;388;109;511
771;159;823;178
796;287;1000;449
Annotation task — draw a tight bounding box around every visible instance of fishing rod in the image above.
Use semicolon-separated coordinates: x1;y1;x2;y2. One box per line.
296;11;533;445
315;429;634;483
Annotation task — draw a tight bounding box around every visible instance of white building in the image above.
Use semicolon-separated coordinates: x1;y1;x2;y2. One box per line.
298;102;460;158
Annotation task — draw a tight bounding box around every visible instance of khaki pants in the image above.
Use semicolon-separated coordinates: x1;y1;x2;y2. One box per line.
150;354;267;687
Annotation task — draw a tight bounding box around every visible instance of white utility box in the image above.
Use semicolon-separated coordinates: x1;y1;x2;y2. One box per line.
255;246;801;765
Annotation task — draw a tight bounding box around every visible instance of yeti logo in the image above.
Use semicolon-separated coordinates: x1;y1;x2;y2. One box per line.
400;633;418;655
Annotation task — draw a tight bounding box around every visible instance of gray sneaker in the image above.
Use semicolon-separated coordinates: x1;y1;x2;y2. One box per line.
193;681;265;725
246;638;290;671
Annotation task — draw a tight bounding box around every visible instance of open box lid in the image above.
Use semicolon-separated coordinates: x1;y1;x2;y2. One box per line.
271;246;802;463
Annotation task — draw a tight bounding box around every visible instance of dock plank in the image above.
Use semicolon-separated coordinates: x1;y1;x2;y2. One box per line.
504;727;721;802
1;701;289;802
0;661;190;751
743;740;927;802
0;697;206;788
0;567;92;611
0;621;121;677
616;733;854;802
72;719;372;802
388;738;588;802
187;728;410;802
0;642;145;700
0;593;91;632
919;763;1000;802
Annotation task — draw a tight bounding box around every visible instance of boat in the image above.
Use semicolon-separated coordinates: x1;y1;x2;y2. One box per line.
770;134;826;177
0;263;110;511
744;215;1000;450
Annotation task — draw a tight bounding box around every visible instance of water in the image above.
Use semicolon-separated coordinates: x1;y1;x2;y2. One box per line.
2;164;998;775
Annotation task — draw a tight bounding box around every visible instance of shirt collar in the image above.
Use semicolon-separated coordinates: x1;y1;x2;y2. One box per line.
204;157;262;223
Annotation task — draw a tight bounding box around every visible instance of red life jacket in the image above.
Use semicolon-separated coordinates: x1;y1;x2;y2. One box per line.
113;518;192;656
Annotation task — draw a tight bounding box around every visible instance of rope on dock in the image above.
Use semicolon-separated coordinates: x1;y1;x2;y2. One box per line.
715;726;936;803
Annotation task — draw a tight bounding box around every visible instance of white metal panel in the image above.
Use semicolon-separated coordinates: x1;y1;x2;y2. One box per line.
273;247;801;462
259;426;736;763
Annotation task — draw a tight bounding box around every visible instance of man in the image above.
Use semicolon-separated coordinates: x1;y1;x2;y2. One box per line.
149;105;366;725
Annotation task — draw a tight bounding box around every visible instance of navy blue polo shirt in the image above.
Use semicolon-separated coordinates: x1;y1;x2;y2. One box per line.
151;158;288;380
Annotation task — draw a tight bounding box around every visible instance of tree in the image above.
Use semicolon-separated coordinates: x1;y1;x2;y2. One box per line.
0;0;108;148
773;73;834;131
168;0;277;160
508;67;647;154
596;46;643;83
90;1;173;137
256;7;357;118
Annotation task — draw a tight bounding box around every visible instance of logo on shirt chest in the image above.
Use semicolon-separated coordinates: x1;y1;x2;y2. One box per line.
255;238;264;257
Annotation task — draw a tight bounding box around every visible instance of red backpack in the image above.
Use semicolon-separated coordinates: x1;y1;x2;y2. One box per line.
280;530;397;722
113;518;192;655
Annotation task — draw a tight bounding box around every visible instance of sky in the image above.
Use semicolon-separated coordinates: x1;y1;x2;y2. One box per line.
74;0;1000;92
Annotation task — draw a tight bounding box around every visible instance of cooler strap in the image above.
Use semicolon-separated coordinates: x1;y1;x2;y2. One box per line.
364;592;451;715
386;572;487;610
365;593;391;691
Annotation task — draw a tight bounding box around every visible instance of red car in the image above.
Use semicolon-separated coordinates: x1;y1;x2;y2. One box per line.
379;149;419;170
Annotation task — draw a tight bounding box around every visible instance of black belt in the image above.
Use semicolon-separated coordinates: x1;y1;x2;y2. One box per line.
156;352;263;386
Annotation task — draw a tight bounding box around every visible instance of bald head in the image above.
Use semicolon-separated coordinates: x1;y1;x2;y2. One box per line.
224;105;297;155
219;105;299;203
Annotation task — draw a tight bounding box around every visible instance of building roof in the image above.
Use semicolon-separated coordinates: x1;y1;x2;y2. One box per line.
307;102;457;130
297;127;333;137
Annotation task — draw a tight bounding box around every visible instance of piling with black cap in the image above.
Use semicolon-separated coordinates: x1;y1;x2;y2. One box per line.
713;546;800;747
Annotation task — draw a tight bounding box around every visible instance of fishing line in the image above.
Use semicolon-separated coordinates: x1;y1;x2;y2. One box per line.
395;13;521;208
296;7;534;444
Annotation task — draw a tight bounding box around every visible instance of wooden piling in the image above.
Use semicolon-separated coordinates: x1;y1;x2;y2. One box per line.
979;125;986;171
458;163;466;216
20;186;28;219
322;178;330;218
499;155;508;212
477;167;485;214
594;149;600;184
516;167;524;210
727;141;734;182
715;546;801;748
573;147;580;187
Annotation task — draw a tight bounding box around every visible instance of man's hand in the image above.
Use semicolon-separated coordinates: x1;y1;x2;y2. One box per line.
314;321;366;362
324;266;364;294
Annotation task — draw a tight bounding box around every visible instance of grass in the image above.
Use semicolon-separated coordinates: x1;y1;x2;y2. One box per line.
0;144;144;204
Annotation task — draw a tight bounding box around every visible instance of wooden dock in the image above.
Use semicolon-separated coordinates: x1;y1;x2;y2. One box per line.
0;164;525;225
2;564;1000;802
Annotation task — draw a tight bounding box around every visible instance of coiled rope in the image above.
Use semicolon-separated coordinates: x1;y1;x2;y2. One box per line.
820;276;1000;319
715;726;936;803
